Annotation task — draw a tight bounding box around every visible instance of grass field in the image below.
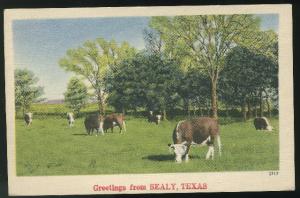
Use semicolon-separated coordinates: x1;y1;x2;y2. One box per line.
15;117;279;176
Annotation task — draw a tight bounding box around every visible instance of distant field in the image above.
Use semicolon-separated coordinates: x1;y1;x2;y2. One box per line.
15;116;279;176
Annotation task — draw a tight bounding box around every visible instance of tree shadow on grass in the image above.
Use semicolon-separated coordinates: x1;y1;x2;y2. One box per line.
143;154;201;162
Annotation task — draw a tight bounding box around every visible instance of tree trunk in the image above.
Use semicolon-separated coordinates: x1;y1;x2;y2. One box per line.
184;99;190;117
225;106;229;118
266;97;271;118
259;90;263;117
247;100;252;118
97;94;105;116
200;108;203;116
163;109;167;121
211;77;218;119
254;105;258;117
198;103;204;116
241;100;247;122
206;106;210;116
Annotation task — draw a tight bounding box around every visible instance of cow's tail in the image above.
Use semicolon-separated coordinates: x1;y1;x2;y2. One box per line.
216;135;222;156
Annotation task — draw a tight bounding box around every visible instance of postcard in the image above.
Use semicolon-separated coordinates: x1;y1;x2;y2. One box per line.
4;4;294;196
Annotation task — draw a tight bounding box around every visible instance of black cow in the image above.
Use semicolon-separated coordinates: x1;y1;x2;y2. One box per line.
147;111;162;125
24;112;32;126
84;114;104;136
254;117;273;131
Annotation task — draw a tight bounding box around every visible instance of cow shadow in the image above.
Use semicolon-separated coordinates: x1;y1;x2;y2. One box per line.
143;154;201;162
72;133;88;136
143;154;174;161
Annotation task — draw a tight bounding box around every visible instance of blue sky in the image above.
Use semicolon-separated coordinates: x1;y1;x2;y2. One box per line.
13;14;278;100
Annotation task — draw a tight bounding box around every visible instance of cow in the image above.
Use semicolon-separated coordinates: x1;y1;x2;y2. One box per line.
168;117;221;163
24;112;33;126
67;112;75;127
147;111;162;125
103;114;126;134
84;114;104;136
254;117;273;131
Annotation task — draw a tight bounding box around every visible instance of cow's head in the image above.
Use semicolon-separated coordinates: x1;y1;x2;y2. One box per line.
266;125;273;131
168;142;188;163
26;112;33;118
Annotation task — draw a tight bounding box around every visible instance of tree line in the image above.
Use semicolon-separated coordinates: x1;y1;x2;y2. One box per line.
15;14;278;121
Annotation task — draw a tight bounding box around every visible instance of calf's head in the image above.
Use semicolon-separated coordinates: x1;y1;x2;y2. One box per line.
168;142;188;163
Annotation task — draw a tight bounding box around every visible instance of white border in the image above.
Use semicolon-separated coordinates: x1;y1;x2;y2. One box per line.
4;4;294;196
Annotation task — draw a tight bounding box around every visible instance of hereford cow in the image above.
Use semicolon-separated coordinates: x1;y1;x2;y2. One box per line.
67;112;75;127
168;117;221;163
147;111;162;125
254;117;273;131
24;112;33;126
84;114;104;136
103;114;126;133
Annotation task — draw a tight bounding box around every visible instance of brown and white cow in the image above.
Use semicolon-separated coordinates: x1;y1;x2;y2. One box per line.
254;117;273;131
103;114;126;133
168;117;221;163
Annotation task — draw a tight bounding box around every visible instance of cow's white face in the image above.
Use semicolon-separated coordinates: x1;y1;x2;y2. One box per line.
168;143;188;163
156;115;162;120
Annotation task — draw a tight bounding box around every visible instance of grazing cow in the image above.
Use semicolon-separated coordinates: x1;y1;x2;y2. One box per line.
24;112;33;126
67;112;75;127
84;114;104;136
254;117;273;131
147;111;162;125
103;114;126;133
168;117;221;163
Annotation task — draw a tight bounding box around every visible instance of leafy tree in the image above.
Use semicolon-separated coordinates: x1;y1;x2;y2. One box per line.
59;38;136;115
64;77;88;115
150;15;276;118
15;69;44;115
143;28;163;55
178;67;211;116
219;46;278;120
107;52;181;119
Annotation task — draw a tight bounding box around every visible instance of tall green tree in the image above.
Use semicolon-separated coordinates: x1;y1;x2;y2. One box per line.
15;69;44;115
178;67;211;116
59;38;136;115
219;46;278;120
64;77;88;115
150;15;276;118
107;52;181;119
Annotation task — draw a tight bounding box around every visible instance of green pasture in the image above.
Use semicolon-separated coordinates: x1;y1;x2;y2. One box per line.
15;117;279;176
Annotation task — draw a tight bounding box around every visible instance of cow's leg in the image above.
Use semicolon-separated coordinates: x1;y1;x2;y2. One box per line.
206;146;214;160
122;121;126;133
216;135;222;156
206;136;215;160
184;145;191;162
